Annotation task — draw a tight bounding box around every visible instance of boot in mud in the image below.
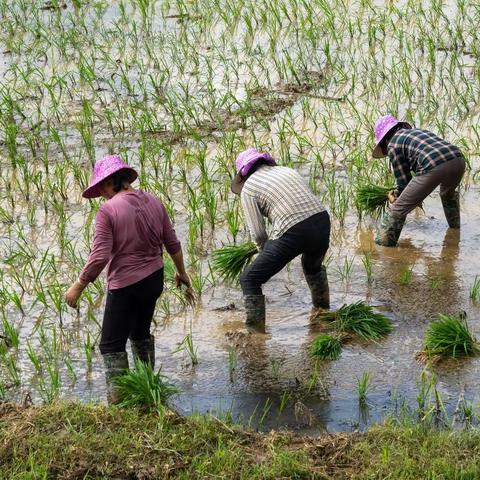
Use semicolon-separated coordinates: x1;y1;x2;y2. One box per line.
375;210;406;247
304;266;330;310
131;335;155;369
102;352;129;405
441;191;460;229
244;294;266;333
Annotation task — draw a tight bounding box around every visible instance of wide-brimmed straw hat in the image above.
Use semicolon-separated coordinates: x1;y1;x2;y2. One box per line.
230;148;276;194
82;154;138;199
372;115;412;158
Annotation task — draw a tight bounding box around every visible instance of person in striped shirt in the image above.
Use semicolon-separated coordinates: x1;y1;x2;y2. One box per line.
230;148;330;332
372;115;466;246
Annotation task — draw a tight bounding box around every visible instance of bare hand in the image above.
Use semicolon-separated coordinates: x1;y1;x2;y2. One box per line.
387;190;397;204
175;272;195;306
64;281;85;309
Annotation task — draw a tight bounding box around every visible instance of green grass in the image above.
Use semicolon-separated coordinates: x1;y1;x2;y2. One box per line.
315;302;394;341
422;314;479;360
211;242;258;283
1;402;480;479
310;334;343;360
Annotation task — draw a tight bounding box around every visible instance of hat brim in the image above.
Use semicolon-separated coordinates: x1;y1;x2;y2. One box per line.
230;172;246;195
371;122;412;158
82;167;138;199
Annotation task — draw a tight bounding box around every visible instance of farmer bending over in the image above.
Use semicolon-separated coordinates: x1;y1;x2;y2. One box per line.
231;148;330;332
372;115;466;247
65;155;193;403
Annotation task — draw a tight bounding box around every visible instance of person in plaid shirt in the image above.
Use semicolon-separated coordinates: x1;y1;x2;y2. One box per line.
372;115;466;246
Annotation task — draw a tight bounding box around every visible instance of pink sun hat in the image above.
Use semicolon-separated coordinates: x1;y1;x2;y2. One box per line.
82;154;138;199
230;148;276;194
372;115;412;158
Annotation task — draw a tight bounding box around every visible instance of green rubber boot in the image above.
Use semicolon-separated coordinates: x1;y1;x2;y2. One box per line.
102;352;129;405
131;335;155;369
441;191;460;229
375;210;406;247
304;266;330;310
244;294;266;333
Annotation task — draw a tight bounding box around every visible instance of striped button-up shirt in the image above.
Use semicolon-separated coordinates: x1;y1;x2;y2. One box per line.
240;165;325;248
388;128;464;191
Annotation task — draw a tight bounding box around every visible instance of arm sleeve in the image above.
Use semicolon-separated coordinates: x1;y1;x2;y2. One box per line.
389;147;412;192
161;203;182;255
241;191;268;249
79;208;114;284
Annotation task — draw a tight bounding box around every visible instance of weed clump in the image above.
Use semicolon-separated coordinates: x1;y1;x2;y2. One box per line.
310;334;342;360
212;242;257;282
417;314;479;363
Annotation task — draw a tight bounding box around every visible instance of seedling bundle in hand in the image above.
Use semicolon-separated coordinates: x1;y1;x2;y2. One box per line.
212;242;258;282
355;183;394;218
310;301;393;360
416;313;479;364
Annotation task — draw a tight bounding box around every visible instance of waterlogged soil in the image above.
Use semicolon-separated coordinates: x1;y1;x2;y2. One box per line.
26;186;477;434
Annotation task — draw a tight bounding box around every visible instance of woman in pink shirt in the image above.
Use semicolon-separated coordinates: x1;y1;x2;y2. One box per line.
65;155;193;403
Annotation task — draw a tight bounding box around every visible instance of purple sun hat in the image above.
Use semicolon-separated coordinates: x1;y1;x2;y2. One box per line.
82;154;138;199
372;115;412;158
230;148;276;194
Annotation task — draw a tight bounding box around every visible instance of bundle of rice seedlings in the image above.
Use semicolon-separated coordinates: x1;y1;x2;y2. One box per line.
355;183;393;218
310;334;343;360
114;360;178;410
211;242;258;282
314;301;393;340
416;314;479;363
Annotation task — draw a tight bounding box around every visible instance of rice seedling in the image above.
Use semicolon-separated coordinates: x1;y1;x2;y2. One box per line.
269;359;281;381
227;346;237;383
211;242;258;283
114;360;178;410
355;183;393;218
310;334;343;361
278;390;292;414
361;252;374;284
174;333;198;367
314;302;393;340
357;372;371;404
417;314;479;362
469;275;480;302
399;264;414;286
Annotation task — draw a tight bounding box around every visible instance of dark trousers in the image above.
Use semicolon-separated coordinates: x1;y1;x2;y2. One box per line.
99;268;164;354
240;211;330;295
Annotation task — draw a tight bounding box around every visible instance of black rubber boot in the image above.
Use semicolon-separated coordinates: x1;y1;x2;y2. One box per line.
441;191;460;229
375;210;406;247
304;266;330;310
131;335;155;369
102;352;129;405
244;294;266;333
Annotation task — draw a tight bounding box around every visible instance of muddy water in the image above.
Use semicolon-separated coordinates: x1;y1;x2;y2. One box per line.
44;184;479;434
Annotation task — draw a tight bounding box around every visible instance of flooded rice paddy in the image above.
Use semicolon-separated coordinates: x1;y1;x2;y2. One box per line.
1;0;480;433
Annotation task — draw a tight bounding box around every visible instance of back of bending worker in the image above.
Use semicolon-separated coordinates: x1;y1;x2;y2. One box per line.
372;115;466;247
231;148;331;332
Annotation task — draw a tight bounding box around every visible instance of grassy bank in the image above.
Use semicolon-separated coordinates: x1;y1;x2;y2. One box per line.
0;402;479;479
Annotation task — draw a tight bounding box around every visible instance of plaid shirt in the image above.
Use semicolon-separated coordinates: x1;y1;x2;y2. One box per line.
387;128;463;191
241;166;325;248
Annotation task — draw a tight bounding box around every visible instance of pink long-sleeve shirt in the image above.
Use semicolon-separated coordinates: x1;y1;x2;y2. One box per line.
79;190;181;290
